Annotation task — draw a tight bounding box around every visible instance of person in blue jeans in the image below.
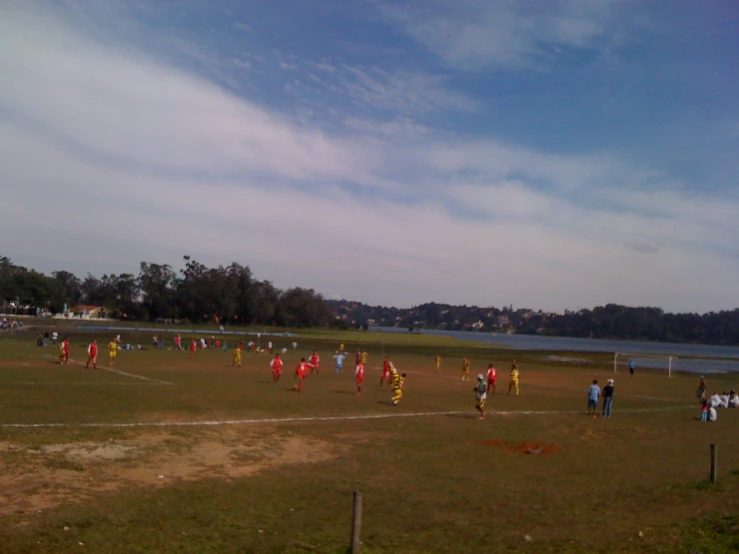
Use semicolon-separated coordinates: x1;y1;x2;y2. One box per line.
602;379;615;417
587;379;601;418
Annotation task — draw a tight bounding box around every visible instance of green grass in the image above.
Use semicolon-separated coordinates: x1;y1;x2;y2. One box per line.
1;330;738;553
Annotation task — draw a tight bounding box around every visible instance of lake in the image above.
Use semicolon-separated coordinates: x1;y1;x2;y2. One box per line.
369;327;739;374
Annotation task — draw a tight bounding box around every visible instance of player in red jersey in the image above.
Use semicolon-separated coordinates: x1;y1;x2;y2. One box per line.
270;353;284;382
62;337;70;365
309;351;320;375
294;357;311;392
355;349;362;366
86;340;98;368
486;363;497;395
380;356;392;387
189;338;197;359
356;361;365;394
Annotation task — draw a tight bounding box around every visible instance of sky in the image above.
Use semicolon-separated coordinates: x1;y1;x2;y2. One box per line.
1;0;738;313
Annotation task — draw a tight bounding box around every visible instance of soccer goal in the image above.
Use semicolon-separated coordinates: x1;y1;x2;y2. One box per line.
613;352;677;378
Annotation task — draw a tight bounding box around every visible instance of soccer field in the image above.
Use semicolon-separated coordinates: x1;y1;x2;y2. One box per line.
1;329;738;553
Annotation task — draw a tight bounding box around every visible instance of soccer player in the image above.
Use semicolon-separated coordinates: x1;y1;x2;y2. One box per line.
86;340;98;369
360;351;368;366
355;361;365;394
58;339;65;364
390;365;406;405
61;337;70;365
435;354;442;372
189;338;197;359
474;374;487;420
380;356;392;386
294;357;310;392
486;363;497;395
461;356;470;382
270;353;284;382
232;343;242;367
333;351;346;374
309;351;320;375
108;338;118;367
508;360;519;396
355;349;362;366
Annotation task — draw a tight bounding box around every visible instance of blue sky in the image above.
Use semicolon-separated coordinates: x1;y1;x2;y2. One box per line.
1;0;738;312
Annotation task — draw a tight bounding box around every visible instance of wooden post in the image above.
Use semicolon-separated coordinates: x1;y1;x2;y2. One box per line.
613;352;618;373
710;444;717;485
351;490;363;553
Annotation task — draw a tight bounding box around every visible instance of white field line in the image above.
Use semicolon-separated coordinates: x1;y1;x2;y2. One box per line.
0;382;164;386
0;405;696;429
43;355;174;386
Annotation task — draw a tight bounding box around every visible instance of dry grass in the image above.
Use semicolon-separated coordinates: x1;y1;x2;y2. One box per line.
0;330;738;552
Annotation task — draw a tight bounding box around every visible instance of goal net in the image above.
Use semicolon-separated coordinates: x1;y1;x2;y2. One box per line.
613;352;678;378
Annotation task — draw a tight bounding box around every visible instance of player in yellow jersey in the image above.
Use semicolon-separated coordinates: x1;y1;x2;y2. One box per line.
58;341;65;364
360;351;368;365
390;365;406;405
232;344;242;367
461;356;471;382
435;354;442;372
108;339;118;368
508;360;519;396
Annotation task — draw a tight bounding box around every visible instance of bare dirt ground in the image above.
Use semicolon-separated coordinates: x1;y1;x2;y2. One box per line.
0;427;337;522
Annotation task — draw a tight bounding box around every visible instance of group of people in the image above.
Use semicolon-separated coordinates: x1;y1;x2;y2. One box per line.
470;360;521;419
53;336;119;368
586;379;616;418
262;348;406;405
0;317;22;331
696;375;739;422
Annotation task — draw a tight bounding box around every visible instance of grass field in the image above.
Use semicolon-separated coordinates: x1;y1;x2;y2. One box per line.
1;327;739;553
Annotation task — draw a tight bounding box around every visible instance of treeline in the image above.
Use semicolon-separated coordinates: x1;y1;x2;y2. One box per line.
0;256;333;327
517;304;739;345
330;300;739;345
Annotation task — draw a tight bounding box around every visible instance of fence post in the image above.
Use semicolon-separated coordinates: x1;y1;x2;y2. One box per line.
710;444;717;485
351;490;362;553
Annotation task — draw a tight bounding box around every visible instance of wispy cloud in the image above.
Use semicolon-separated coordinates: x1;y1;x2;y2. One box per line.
378;0;627;70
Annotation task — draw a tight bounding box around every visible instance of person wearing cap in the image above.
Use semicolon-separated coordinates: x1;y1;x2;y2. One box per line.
602;379;615;418
474;374;487;420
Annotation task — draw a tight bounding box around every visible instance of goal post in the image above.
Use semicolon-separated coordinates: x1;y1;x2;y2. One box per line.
613;352;677;378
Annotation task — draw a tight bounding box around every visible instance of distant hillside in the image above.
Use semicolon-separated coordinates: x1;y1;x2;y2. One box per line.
327;300;739;345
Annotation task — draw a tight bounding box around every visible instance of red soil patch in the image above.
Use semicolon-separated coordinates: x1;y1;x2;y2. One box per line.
475;440;557;455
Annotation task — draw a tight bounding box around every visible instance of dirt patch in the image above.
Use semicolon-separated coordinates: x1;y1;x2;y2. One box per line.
0;427;337;520
475;440;557;455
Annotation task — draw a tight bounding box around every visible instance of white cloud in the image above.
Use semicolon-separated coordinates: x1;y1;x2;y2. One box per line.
1;1;738;313
378;0;625;70
339;65;479;114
